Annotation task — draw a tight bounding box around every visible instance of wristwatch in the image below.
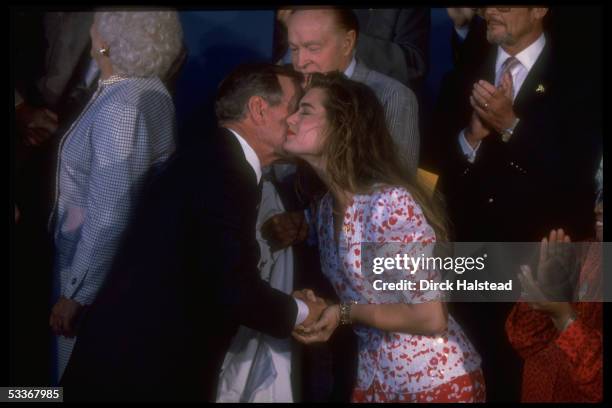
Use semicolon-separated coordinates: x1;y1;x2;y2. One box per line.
501;117;520;143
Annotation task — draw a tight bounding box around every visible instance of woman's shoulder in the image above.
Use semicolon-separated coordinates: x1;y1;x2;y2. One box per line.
103;77;171;109
361;185;431;234
362;185;418;210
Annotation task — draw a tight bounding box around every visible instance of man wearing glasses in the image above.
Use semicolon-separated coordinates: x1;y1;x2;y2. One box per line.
434;6;602;402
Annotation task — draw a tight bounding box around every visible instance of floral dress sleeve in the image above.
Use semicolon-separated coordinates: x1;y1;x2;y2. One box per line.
361;187;440;305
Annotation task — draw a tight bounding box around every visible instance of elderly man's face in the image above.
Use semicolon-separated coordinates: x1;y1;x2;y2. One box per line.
484;7;545;47
262;75;301;157
288;10;354;80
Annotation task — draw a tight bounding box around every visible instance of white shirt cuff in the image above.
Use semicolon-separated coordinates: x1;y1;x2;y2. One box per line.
459;129;481;163
294;297;310;326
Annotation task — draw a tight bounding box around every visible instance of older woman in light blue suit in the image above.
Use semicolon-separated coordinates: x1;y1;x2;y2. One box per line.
48;10;183;384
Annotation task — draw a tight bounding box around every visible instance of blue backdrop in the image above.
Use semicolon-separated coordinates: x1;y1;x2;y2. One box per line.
175;10;275;133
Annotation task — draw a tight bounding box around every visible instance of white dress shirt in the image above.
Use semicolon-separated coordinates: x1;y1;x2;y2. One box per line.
344;55;357;78
227;128;309;326
459;33;546;162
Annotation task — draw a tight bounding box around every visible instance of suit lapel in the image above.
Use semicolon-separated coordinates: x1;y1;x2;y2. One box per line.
219;127;261;205
481;46;497;84
513;43;552;114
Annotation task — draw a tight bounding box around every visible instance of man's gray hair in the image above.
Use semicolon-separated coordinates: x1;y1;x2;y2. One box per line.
96;10;183;78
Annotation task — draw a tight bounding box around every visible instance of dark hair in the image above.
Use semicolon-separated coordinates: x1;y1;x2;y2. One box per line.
215;63;302;123
289;6;359;40
307;72;449;241
330;7;359;40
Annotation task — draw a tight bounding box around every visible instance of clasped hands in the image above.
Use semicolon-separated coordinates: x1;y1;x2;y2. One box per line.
465;73;517;147
291;289;341;344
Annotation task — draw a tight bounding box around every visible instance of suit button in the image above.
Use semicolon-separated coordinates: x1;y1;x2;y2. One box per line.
71;278;77;285
488;197;494;203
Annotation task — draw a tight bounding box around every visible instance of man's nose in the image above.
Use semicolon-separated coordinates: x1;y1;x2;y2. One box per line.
295;51;309;70
286;112;297;125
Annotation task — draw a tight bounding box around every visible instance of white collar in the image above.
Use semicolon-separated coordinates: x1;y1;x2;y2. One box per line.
496;33;546;74
227;128;262;184
344;55;357;78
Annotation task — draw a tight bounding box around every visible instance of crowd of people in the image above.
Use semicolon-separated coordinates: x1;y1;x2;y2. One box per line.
11;6;603;403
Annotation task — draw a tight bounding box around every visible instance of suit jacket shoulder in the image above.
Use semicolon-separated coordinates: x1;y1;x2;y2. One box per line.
351;59;417;103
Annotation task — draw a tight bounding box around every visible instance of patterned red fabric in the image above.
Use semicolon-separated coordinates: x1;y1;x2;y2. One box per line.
315;186;483;397
351;369;486;402
505;302;602;402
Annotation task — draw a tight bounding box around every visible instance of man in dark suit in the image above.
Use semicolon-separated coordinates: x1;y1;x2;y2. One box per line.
436;6;599;242
60;63;326;402
433;7;601;402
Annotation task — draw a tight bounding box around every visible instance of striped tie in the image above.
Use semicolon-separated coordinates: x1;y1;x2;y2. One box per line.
497;56;521;98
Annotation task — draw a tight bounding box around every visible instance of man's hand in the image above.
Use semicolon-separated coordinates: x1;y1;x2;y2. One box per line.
470;79;517;133
465;110;490;148
293;288;328;329
292;304;340;344
446;8;476;29
261;211;309;252
16;104;59;146
49;296;85;338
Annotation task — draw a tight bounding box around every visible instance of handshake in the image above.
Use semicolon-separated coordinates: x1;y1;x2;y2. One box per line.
291;289;342;345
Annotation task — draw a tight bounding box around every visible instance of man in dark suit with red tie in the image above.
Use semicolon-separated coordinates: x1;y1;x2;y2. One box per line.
432;7;602;401
60;63;326;402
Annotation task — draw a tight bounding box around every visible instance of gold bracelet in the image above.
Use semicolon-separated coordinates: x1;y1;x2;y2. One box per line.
339;300;358;325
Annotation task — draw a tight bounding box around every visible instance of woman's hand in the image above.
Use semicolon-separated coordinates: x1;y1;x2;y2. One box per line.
292;304;340;344
49;296;86;338
517;228;580;330
518;264;575;331
525;229;577;301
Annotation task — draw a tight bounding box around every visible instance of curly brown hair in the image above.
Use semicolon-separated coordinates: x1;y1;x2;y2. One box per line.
307;71;449;241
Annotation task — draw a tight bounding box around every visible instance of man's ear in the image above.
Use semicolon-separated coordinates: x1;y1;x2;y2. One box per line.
247;95;267;125
342;29;357;57
532;7;549;20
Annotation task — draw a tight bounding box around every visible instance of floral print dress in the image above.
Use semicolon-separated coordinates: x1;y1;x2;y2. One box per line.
316;186;485;402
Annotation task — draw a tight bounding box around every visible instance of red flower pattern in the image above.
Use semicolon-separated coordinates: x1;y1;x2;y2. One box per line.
316;186;484;401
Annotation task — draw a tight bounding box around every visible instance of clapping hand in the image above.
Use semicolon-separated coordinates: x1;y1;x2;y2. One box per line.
470;77;516;134
518;229;577;329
